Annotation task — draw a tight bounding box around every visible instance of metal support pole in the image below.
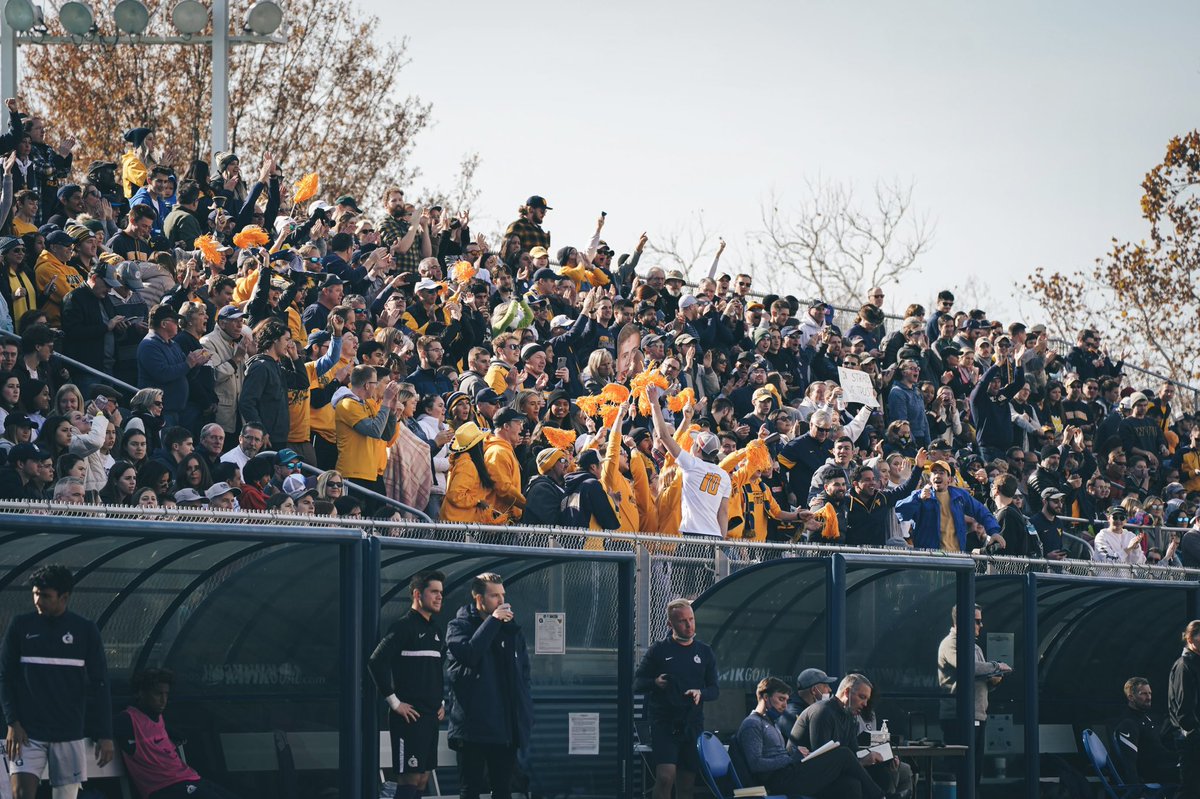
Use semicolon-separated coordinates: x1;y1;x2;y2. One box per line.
955;567;976;795
617;558;635;799
360;536;381;797
634;544;651;657
0;13;16;104
826;555;846;677
338;540;364;799
211;0;229;158
1022;573;1039;799
713;547;730;582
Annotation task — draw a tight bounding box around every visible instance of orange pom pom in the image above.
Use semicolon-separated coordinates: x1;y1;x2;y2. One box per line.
600;383;630;403
195;234;224;266
630;367;670;415
232;225;270;249
450;261;477;284
744;439;773;475
292;173;319;205
575;395;605;418
601;404;620;429
667;388;696;413
541;427;577;450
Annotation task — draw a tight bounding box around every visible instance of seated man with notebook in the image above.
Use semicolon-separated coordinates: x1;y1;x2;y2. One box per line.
789;673;903;797
734;676;884;799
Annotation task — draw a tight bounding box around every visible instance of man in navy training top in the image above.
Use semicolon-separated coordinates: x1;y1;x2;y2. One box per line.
368;569;447;799
113;668;239;798
0;564;112;799
634;598;719;799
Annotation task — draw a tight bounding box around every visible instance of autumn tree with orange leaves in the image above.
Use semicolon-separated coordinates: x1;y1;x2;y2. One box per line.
16;0;431;205
1026;131;1200;383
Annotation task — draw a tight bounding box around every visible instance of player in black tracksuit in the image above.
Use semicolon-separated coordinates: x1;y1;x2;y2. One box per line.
633;600;719;799
0;564;113;795
367;570;446;799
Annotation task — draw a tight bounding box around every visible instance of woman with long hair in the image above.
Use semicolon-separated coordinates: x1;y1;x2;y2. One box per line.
128;388;165;451
20;378;49;437
54;383;85;416
100;460;138;506
440;422;499;525
136;461;173;498
182;159;216;222
316;469;345;502
118;427;148;471
0;235;35;322
383;384;434;514
127;486;159;510
39;414;72;461
581;349;614;394
174;452;212;494
445;392;475;431
415;393;452;518
0;370;19;428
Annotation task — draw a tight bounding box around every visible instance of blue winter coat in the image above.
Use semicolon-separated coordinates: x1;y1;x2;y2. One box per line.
894;485;1000;552
446;603;533;747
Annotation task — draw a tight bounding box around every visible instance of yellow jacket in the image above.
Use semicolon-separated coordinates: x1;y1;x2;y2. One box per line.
560;263;611;291
441;451;494;525
34;250;84;326
1182;450;1200;493
120;151;148;199
334;394;387;480
720;448;783;542
483;435;525;520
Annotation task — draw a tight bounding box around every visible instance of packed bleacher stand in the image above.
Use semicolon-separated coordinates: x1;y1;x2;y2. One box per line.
0;98;1196;570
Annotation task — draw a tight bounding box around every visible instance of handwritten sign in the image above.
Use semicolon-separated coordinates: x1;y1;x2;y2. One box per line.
838;368;879;408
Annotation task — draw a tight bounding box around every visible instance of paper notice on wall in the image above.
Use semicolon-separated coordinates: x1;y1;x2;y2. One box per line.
535;612;566;655
569;712;600;755
838;368;879;407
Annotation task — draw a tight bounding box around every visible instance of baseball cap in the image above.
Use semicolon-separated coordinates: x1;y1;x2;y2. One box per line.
45;230;75;248
679;295;698;310
276;448;302;467
532;267;557;282
493;407;524;428
282;473;316;500
474;387;501;405
781;326;800;338
115;261;144;290
1039;487;1065;501
796;668;839;691
217;305;245;321
414;278;440;293
173;488;204;504
525;195;552;210
676;333;697;347
550;314;572;330
529;246;550;259
929;460;953;474
1165;482;1187;499
307;329;332;348
747;301;765;311
690;430;720;456
334;194;361;212
148;304;181;326
90;262;122;289
205;481;240;501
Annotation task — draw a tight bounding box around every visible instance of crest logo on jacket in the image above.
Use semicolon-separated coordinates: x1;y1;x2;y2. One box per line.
693;655;701;664
62;632;73;645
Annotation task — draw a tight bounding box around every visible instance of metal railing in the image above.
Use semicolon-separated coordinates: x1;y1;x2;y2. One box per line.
257;449;432;522
0;330;138;395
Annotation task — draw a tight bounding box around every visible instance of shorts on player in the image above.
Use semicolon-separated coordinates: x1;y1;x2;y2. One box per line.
9;738;87;787
389;712;439;774
0;750;13;799
648;721;702;772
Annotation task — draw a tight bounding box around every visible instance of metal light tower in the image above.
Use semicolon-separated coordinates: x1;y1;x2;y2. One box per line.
0;0;284;158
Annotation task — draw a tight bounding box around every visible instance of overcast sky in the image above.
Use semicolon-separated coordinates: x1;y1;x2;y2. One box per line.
363;0;1200;320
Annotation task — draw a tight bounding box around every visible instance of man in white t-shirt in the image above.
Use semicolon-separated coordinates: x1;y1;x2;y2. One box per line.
647;384;731;536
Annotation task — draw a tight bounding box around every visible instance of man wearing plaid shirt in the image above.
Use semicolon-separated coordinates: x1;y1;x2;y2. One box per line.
378;187;430;274
504;195;552;252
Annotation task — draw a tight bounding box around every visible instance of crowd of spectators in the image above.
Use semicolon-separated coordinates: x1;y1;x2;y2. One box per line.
0;99;1198;568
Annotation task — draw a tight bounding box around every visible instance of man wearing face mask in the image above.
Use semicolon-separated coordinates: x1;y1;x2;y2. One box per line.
775;668;839;740
634;599;719;799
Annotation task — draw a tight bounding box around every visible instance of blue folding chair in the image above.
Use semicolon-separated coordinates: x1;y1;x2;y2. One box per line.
1082;728;1177;798
695;731;789;799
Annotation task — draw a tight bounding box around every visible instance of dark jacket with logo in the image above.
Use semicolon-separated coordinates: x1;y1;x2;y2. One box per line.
445;603;532;747
0;610;112;741
367;610;445;715
844;467;922;547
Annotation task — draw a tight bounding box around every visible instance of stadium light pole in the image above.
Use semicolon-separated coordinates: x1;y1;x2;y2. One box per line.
0;0;284;159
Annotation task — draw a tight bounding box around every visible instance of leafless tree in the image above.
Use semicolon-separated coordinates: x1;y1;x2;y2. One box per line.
753;177;934;308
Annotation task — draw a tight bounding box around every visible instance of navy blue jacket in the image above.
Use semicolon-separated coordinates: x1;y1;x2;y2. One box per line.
136;333;191;412
634;636;720;727
969;364;1025;450
445;603;532;747
0;610;112;741
406;366;454;397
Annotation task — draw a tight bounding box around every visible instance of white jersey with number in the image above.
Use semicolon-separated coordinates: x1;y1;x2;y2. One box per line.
676;450;732;537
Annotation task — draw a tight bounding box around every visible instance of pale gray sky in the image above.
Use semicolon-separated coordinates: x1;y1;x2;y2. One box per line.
365;0;1199;320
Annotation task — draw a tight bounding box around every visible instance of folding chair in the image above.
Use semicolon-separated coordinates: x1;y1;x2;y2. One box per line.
1081;728;1176;799
694;731;788;799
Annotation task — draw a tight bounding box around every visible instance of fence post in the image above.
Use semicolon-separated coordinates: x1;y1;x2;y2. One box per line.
635;544;651;657
714;547;731;582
